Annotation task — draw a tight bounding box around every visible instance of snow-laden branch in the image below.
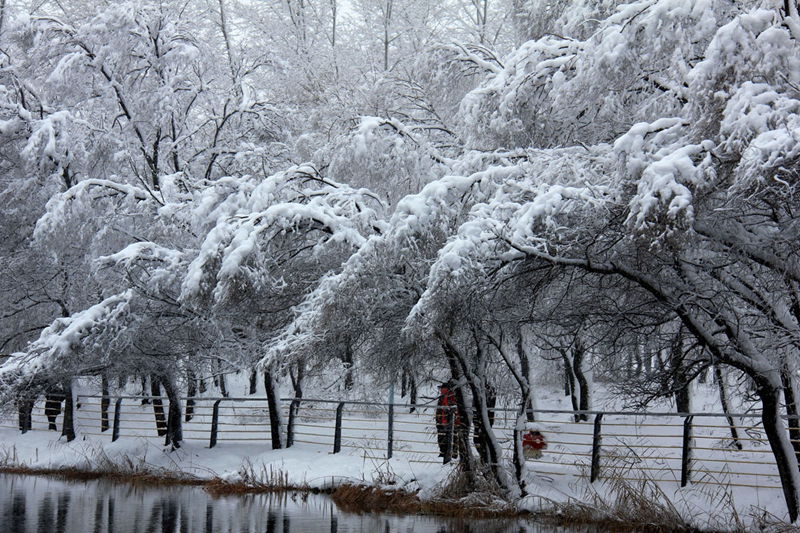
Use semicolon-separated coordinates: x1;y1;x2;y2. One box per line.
0;290;133;391
435;42;504;74
181;164;385;306
33;179;152;243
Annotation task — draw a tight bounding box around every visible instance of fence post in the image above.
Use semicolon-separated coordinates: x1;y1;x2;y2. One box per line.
111;398;123;442
333;402;345;454
209;399;222;449
387;401;395;459
681;415;694;487
590;412;604;483
287;399;300;448
443;407;455;465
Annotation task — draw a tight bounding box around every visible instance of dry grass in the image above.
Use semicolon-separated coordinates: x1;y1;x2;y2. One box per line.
535;451;749;533
436;463;506;503
205;460;308;495
0;461;306;497
545;485;699;533
0;445;19;467
748;508;800;533
0;464;202;487
331;483;520;519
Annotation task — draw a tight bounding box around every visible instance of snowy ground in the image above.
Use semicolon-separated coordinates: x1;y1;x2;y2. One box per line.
0;378;790;530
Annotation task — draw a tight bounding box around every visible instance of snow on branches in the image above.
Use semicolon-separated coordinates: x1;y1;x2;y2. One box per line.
459;0;735;151
181;164;385;307
33;178;154;249
0;290;133;393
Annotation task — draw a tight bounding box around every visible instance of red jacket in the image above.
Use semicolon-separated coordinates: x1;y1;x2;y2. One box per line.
436;386;461;426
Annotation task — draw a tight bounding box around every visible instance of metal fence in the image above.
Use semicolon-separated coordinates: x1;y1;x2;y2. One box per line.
0;395;784;491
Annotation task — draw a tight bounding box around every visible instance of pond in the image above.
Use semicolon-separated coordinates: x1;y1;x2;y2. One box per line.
0;473;585;532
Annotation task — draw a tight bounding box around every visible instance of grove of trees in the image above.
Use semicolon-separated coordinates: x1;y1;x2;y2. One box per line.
2;0;800;520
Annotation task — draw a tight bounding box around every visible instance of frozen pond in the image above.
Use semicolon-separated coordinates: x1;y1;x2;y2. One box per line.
0;473;587;532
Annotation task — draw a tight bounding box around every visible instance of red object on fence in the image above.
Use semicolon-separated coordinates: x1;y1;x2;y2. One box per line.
523;431;547;451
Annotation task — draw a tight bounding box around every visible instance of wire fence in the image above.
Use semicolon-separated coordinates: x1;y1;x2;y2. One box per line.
0;395;784;491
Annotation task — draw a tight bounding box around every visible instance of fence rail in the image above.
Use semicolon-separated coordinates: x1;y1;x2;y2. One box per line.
1;395;784;491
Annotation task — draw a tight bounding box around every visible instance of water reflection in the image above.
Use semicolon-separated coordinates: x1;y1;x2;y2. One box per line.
0;474;573;533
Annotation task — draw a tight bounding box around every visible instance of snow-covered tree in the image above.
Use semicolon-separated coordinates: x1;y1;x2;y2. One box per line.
404;1;800;516
3;0;800;519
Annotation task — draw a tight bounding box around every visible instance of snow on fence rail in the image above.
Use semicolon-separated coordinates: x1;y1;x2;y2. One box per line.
0;395;784;491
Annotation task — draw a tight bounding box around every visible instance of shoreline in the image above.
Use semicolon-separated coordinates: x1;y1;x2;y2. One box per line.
0;464;715;532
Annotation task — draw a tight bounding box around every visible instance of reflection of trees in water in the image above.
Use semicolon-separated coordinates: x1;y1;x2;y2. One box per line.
144;498;159;533
204;502;213;533
0;476;546;532
56;492;69;532
37;492;53;531
3;490;72;533
265;511;276;533
160;497;178;533
9;492;25;533
108;497;115;531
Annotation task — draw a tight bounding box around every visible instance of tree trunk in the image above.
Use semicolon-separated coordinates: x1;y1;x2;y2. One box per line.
758;380;800;523
217;0;238;86
248;368;258;395
141;376;150;405
671;330;691;414
162;376;183;448
572;343;590;421
0;0;6;37
151;376;167;437
512;416;527;497
186;368;197;422
383;24;390;71
472;384;499;467
643;348;652;375
465;336;508;491
472;380;499;471
101;374;110;432
264;369;283;449
517;332;535;422
781;360;800;465
626;348;634;379
290;359;305;400
635;346;643;376
714;365;742;450
469;343;494;467
655;349;668;375
442;333;512;492
216;358;228;397
18;398;33;432
439;336;476;487
61;381;75;442
330;0;337;47
409;371;417;413
287;359;304;447
342;342;354;390
562;352;580;419
674;385;691;414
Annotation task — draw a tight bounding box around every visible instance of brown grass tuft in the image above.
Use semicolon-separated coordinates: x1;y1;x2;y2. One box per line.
0;465;201;487
331;484;520;518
